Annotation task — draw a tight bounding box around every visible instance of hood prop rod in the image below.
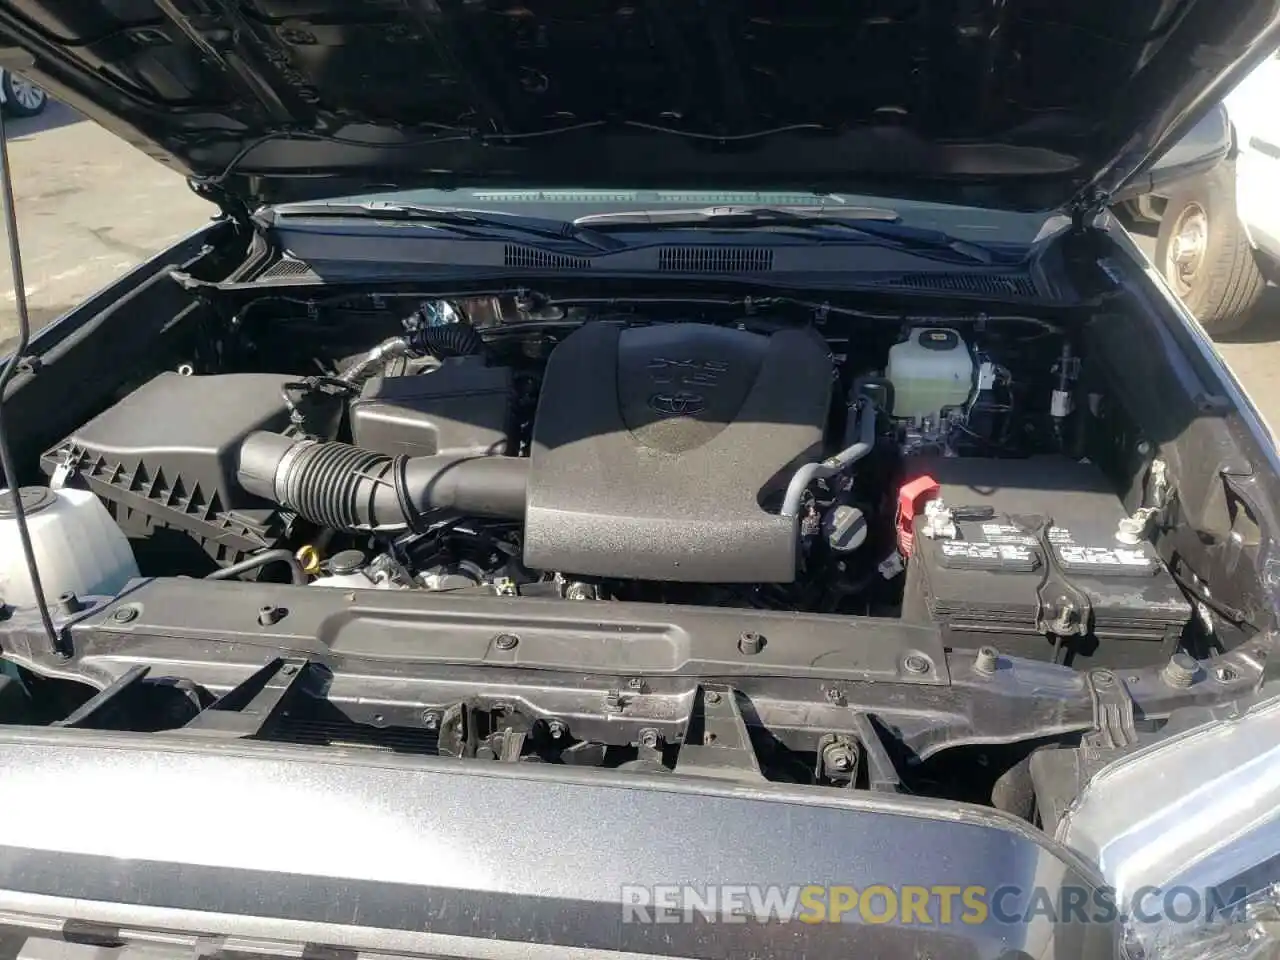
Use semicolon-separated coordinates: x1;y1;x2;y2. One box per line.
0;104;66;659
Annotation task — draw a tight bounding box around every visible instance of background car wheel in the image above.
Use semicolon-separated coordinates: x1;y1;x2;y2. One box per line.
1155;159;1267;334
1;72;47;118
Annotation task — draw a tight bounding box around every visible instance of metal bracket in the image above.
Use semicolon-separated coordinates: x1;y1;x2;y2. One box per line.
849;712;903;792
181;656;312;737
437;700;478;758
673;685;764;782
1068;190;1108;232
1085;669;1138;749
53;664;152;728
1016;514;1094;637
478;727;526;762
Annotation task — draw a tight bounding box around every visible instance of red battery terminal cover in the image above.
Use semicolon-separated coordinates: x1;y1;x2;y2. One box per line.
896;475;940;556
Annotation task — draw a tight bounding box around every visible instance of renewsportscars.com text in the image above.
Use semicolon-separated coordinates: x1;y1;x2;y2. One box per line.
621;883;1249;926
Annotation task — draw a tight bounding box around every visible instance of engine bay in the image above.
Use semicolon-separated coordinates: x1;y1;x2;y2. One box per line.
33;290;1200;667
2;241;1274;811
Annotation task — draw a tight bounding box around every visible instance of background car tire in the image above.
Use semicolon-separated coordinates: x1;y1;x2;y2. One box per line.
0;72;47;118
1155;159;1267;334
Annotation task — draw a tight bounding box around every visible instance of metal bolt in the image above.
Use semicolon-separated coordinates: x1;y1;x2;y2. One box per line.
494;632;519;651
1051;601;1079;634
422;711;440;731
639;728;659;749
111;605;138;624
705;690;722;704
564;582;595;601
825;687;846;706
176;362;195;376
1214;665;1238;683
904;654;931;675
56;591;82;616
974;646;1000;676
822;741;855;773
628;677;644;690
281;663;297;676
258;604;286;626
1162;652;1199;689
1092;670;1116;689
738;631;765;655
546;719;567;739
1136;440;1152;456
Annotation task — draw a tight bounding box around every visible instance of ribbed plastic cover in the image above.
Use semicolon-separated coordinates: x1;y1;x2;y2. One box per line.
39;373;295;564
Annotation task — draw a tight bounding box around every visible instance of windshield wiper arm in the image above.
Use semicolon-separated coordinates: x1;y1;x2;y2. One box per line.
276;201;625;253
574;205;1000;265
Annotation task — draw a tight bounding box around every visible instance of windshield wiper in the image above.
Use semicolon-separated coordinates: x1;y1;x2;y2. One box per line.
573;205;1002;265
274;201;625;253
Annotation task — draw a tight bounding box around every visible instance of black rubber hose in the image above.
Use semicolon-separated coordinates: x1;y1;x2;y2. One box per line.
237;432;527;532
206;548;307;585
418;322;484;358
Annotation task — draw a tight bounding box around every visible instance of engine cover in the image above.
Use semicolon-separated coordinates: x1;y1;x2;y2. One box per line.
524;323;832;582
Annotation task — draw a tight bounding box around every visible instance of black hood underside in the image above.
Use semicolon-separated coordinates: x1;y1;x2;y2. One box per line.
0;0;1278;211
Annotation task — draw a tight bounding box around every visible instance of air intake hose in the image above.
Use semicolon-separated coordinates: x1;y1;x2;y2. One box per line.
237;432;527;532
419;322;484;358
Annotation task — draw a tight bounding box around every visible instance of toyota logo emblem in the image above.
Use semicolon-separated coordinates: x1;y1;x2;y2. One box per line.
648;392;707;416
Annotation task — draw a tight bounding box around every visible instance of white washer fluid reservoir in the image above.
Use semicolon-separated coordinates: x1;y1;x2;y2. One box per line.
0;486;138;608
885;327;976;423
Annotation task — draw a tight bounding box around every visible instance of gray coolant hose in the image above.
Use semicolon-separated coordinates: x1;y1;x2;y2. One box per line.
237;432;527;532
780;398;876;518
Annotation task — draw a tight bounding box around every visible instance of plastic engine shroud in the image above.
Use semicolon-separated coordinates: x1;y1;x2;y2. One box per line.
523;323;833;583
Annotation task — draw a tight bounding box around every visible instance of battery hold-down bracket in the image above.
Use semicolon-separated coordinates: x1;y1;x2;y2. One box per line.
1013;513;1094;638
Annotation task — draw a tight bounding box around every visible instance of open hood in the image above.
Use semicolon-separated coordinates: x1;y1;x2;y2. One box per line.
0;0;1278;213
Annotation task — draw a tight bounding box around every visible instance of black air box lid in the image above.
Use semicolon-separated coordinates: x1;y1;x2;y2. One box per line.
903;456;1190;640
40;373;294;563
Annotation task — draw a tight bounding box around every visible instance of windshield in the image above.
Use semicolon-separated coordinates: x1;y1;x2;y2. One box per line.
297;188;1060;245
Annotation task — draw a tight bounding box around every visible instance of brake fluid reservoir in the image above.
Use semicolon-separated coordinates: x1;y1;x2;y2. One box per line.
0;487;138;608
885;328;975;422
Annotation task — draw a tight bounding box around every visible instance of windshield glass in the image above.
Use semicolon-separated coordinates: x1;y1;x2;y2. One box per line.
295;188;1060;245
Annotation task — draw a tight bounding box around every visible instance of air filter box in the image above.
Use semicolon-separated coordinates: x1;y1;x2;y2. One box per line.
901;456;1190;664
40;373;294;565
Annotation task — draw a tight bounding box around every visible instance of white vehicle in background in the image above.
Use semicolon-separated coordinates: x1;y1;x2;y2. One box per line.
0;68;46;117
1131;49;1279;333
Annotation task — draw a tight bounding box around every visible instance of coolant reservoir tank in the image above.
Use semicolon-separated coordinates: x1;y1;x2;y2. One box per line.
885;327;975;422
0;487;138;608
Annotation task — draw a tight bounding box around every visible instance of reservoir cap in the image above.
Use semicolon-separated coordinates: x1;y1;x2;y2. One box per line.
0;487;56;519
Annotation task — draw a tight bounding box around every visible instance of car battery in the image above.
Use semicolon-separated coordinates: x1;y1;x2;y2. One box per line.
900;456;1190;662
